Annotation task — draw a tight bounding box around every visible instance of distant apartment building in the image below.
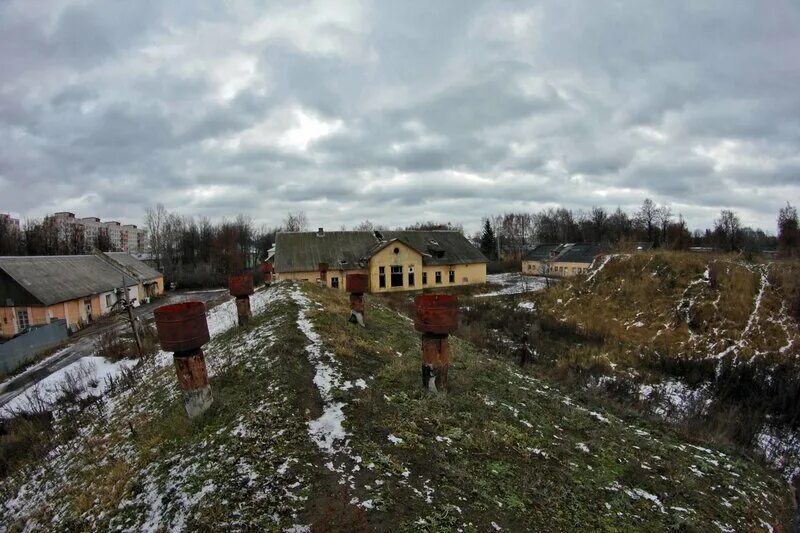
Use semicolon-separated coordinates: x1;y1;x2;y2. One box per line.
51;212;147;253
0;214;20;230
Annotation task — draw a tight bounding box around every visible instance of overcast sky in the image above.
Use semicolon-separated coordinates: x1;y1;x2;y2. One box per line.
1;1;798;235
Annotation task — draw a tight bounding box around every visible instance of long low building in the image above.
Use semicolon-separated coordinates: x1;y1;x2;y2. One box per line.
275;229;488;293
0;253;163;337
522;243;606;278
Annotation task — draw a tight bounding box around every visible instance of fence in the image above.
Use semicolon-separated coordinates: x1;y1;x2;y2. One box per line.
0;319;68;376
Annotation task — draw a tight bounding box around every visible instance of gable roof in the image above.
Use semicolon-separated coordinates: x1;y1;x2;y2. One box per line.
103;252;162;283
523;243;564;261
275;230;487;273
0;255;139;306
362;237;431;261
553;243;605;264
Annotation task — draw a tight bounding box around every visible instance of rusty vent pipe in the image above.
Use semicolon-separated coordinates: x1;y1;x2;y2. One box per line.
154;301;213;418
229;273;254;325
346;273;368;327
414;295;459;392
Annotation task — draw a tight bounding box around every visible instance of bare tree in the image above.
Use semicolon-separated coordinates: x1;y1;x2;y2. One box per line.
714;209;742;252
354;220;389;231
636;198;658;243
145;204;168;269
283;211;309;232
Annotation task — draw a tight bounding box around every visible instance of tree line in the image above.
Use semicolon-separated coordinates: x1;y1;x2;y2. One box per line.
475;200;798;260
2;200;797;283
0;216;115;256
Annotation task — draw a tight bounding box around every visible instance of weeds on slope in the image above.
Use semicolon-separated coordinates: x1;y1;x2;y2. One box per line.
302;282;794;531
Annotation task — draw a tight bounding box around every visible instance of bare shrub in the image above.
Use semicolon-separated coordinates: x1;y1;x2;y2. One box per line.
55;360;96;408
95;331;132;361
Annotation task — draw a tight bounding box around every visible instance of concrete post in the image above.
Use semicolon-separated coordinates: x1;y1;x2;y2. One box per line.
173;347;213;418
235;296;252;326
421;333;449;392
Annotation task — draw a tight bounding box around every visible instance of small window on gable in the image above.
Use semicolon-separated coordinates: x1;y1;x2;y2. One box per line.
393;247;400;254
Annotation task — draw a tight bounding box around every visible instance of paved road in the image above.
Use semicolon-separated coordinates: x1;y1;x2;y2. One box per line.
0;289;230;408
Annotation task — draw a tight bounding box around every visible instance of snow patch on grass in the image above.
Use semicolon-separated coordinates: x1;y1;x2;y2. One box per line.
289;285;348;454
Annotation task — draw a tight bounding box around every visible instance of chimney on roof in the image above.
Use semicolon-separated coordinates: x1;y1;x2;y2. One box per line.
317;227;324;237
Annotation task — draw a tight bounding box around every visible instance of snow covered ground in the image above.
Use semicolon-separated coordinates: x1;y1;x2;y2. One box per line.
3;287;275;417
1;356;137;416
476;273;550;297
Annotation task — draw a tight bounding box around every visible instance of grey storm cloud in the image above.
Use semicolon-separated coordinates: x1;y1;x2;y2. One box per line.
1;0;799;234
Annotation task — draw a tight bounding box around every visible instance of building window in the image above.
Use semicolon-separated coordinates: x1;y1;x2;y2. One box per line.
17;310;29;330
331;277;339;288
391;265;403;287
449;270;455;283
435;271;442;284
393;247;400;254
379;266;386;288
408;266;415;287
105;294;112;307
422;272;428;285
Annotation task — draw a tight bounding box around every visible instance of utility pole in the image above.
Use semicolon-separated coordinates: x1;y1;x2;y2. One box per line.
121;276;142;356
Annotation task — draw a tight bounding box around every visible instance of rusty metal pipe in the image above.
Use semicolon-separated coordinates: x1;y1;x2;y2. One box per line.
422;333;449;391
229;274;255;326
154;301;213;418
414;295;458;393
346;273;368;327
235;296;252;326
260;263;273;286
319;262;328;285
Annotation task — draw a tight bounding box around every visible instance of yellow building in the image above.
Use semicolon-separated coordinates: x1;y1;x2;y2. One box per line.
275;229;488;293
0;254;164;337
522;243;604;278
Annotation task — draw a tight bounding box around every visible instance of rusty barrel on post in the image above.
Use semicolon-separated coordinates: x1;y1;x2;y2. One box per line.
346;273;368;327
319;262;329;286
229;273;254;326
154;301;213;418
260;262;273;286
414;294;458;392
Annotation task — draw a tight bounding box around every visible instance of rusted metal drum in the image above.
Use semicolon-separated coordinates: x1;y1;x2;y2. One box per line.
346;273;369;294
229;274;255;297
414;295;459;335
154;301;210;353
260;262;274;274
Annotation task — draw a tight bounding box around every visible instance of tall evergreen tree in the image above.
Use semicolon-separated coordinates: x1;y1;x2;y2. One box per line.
479;218;497;260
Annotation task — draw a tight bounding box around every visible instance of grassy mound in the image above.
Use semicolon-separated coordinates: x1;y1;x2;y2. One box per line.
0;281;793;531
